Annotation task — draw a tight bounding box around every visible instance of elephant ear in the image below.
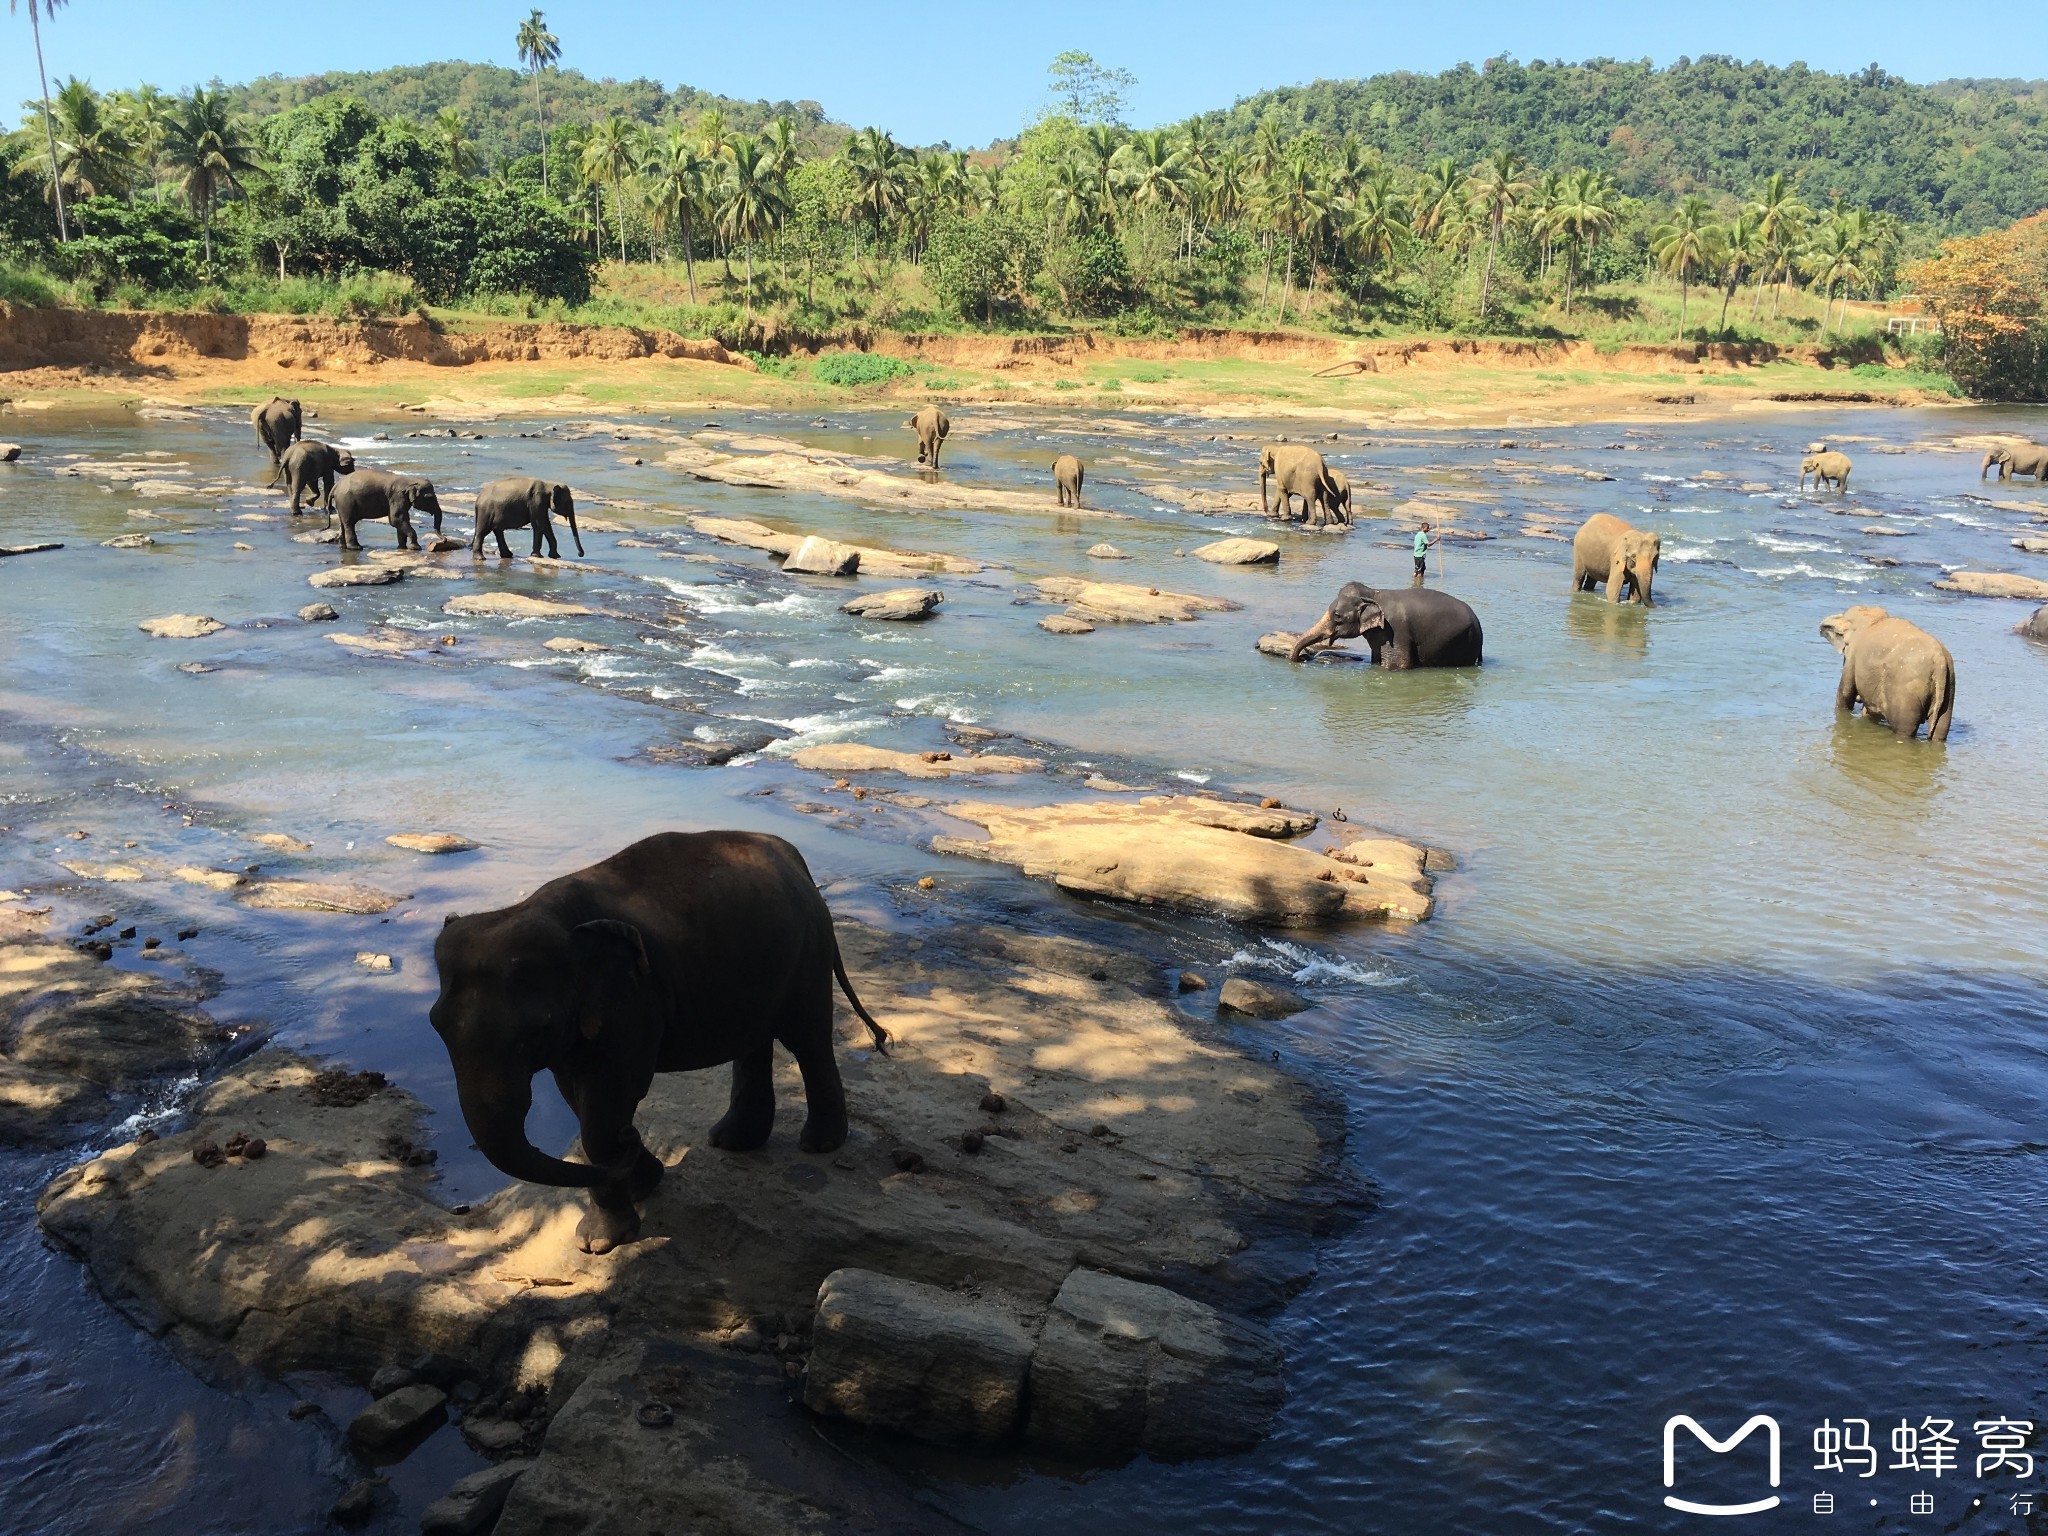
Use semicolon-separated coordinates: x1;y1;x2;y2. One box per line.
571;919;651;1038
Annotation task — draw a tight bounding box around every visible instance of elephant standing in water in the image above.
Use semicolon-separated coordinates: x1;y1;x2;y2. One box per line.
430;831;890;1254
1324;467;1353;523
252;397;302;483
909;406;951;468
279;440;353;517
333;468;445;551
1260;444;1348;527
1982;444;2048;482
1054;454;1085;507
1572;512;1662;605
1800;451;1853;492
1288;582;1483;668
474;476;582;558
1821;606;1954;741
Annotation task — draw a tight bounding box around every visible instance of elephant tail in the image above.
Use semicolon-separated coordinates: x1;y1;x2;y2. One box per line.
831;935;891;1055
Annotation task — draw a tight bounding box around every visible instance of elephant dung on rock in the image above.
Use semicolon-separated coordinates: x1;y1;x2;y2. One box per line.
1821;605;1954;741
473;476;582;558
333;468;445;552
430;831;890;1254
279;440;354;517
909;407;950;469
1289;582;1483;668
1259;444;1348;528
1572;512;1662;605
252;397;303;484
1053;454;1085;507
1981;443;2048;482
1800;451;1852;493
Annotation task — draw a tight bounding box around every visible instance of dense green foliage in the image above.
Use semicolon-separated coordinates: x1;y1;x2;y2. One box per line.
1908;212;2048;398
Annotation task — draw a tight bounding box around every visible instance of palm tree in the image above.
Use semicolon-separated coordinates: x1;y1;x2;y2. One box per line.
114;84;172;203
13;0;71;239
1806;210;1870;331
1746;172;1810;319
21;79;136;208
1043;155;1095;238
760;115;802;180
1082;124;1122;217
581;115;639;262
1554;168;1619;315
1465;150;1532;322
843;126;908;255
433;107;479;178
718;136;788;319
1411;157;1464;244
1650;195;1719;336
1115;129;1185;217
163;87;257;275
1267;140;1331;322
1341;169;1408;298
515;9;560;194
646;124;706;300
1715;212;1764;331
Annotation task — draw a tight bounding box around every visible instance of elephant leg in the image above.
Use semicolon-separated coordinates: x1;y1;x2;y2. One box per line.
1836;662;1859;715
557;1075;659;1255
395;512;419;551
784;1008;849;1154
540;521;559;559
494;527;514;559
339;514;360;551
708;1044;777;1151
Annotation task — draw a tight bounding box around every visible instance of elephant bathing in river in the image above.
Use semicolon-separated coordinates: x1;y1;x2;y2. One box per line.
1053;454;1085;507
333;468;445;551
252;397;302;483
1982;443;2048;482
1821;605;1954;741
474;476;582;558
431;831;890;1254
909;406;950;469
1289;582;1483;668
1800;450;1852;493
280;440;353;517
1260;444;1348;527
1572;512;1662;605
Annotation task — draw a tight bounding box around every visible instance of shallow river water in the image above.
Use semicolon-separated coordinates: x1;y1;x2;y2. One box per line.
2;395;2047;1534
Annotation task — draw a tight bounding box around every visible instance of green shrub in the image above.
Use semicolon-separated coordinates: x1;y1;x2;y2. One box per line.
1052;378;1079;390
0;260;67;306
811;352;915;388
745;351;799;378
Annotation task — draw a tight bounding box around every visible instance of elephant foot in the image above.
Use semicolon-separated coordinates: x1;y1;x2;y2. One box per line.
798;1116;848;1154
708;1108;774;1151
576;1201;641;1255
626;1146;665;1200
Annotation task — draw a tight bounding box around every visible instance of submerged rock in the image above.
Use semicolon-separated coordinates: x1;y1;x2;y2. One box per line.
308;565;402;589
686;515;982;576
102;533;155;549
442;593;593;619
543;636;605;652
1255;631;1366;662
1086;543;1130;560
347;1381;447;1455
1039;614;1095;634
2022;605;2048;642
235;880;409;915
385;833;479;855
1032;578;1238;625
421;1461;532;1536
840;588;943;621
138;614;224;639
1217;977;1309;1019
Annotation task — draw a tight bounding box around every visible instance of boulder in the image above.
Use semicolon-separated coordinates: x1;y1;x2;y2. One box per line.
102;533;155;549
138;614;224;639
235;880;409;915
1191;538;1280;565
346;1382;447;1456
543;636;605;653
1217;977;1309;1020
791;744;1043;779
297;602;339;623
1024;1269;1283;1461
1039;615;1095;635
2023;605;2048;643
442;593;594;619
782;536;861;577
840;588;943;621
460;1416;527;1454
293;528;342;545
308;566;402;589
172;866;245;891
0;443;19;462
384;833;479;855
1256;631;1366;662
1086;543;1131;560
685;515;982;576
805;1268;1038;1448
1932;571;2048;600
2012;538;2048;555
421;1461;533;1536
1033;578;1238;625
249;832;311;852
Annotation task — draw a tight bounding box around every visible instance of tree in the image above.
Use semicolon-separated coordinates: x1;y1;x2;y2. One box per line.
1341;169;1408;296
1716;212;1763;331
163;87;258;275
717;135;786;318
433;107;479;178
112;84;173;204
1650;194;1718;335
1554;169;1619;315
1909;210;2048;398
843;126;907;256
13;0;71;239
1747;172;1810;318
16;80;136;208
1806;210;1871;331
580;114;639;262
515;9;560;194
1411;157;1465;245
927;209;1036;322
645;124;706;300
1046;51;1135;126
1465;149;1532;322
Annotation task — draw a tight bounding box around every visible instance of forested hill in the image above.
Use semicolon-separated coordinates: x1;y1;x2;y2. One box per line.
1215;59;2048;230
227;62;848;169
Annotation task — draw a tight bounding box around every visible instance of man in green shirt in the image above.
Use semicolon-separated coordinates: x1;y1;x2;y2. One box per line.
1413;522;1438;582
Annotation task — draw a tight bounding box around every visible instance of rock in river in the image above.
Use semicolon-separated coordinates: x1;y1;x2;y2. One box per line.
840;588;943;621
235;880;409;915
792;743;1043;779
421;1461;533;1536
1191;538;1281;565
1032;578;1238;625
1217;977;1309;1019
308;565;404;589
1039;615;1096;634
2023;605;2048;642
385;833;479;855
102;533;155;549
297;602;339;623
1932;571;2048;600
782;536;861;577
348;1381;447;1456
442;593;594;619
138;614;224;639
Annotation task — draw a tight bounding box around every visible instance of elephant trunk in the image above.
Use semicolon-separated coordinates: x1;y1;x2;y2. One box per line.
562;502;584;558
1289;610;1334;663
457;1065;607;1190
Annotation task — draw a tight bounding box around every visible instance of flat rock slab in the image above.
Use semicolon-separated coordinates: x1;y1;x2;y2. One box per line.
1138;483;1267;515
249;833;312;852
172;866;245;891
1040;615;1096;634
686;516;981;577
139;614;224;639
1033;578;1238;625
665;441;1074;518
103;534;156;549
308;566;402;589
1255;631;1367;662
422;1460;532;1536
1218;977;1309;1019
386;833;479;855
348;1382;447;1456
805;1268;1038;1448
543;636;605;652
1933;571;2048;599
841;588;943;621
443;594;593;618
784;536;860;577
298;602;339;622
793;744;1043;779
1192;538;1281;565
1086;543;1130;560
2013;538;2048;554
236;880;409;915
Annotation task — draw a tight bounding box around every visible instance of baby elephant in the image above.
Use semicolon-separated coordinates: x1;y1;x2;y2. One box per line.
1821;605;1954;741
474;477;582;559
279;440;354;517
1572;512;1662;605
1800;450;1852;493
334;468;445;552
1053;454;1085;507
909;405;950;469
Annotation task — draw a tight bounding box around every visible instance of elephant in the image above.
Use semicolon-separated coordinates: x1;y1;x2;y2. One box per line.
1259;444;1347;527
430;830;890;1254
474;476;582;559
333;467;445;551
1571;512;1662;605
1820;605;1954;741
1325;467;1353;523
1800;450;1852;493
252;397;303;484
279;440;354;518
909;406;950;468
1288;582;1483;668
1981;443;2048;482
1054;454;1085;507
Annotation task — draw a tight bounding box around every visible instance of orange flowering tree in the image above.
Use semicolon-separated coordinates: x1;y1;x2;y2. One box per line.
1907;212;2048;399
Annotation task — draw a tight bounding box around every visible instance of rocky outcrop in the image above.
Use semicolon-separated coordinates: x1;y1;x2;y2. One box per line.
297;602;339;622
1932;571;2048;599
1039;615;1096;634
138;614;224;638
840;588;943;621
782;536;860;577
1032;578;1238;625
685;516;982;576
664;439;1078;517
791;743;1043;778
1217;977;1309;1019
442;593;593;618
1191;538;1281;565
235;880;409;915
308;566;402;589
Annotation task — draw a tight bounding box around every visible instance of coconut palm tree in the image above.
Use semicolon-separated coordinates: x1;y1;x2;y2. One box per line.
1267;140;1331;322
113;84;172;203
163;87;257;275
1043;155;1094;238
1082;123;1123;218
843;126;908;253
1115;128;1185;217
1746;172;1810;319
13;0;71;238
646;123;706;300
760;115;802;181
1805;210;1870;331
515;9;560;194
581;115;640;262
1341;168;1408;298
1411;157;1464;244
1555;168;1619;315
20;79;136;208
1649;195;1719;336
433;107;479;178
1465;150;1532;321
718;135;788;319
1715;212;1764;331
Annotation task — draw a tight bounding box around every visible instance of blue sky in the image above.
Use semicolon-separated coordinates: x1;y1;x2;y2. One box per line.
6;0;2043;145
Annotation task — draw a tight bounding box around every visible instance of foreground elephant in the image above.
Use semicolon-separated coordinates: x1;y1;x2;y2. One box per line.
1054;454;1085;507
474;476;582;558
279;440;354;517
1800;450;1852;492
1260;444;1346;527
909;406;950;468
333;467;445;551
1982;443;2048;482
431;831;890;1254
1821;605;1954;741
1289;582;1483;668
252;397;302;483
1572;512;1662;605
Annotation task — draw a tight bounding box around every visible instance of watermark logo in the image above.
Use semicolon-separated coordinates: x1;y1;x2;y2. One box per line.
1663;1415;1783;1516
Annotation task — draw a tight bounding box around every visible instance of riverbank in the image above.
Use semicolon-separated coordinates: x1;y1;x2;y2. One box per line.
0;302;1960;428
